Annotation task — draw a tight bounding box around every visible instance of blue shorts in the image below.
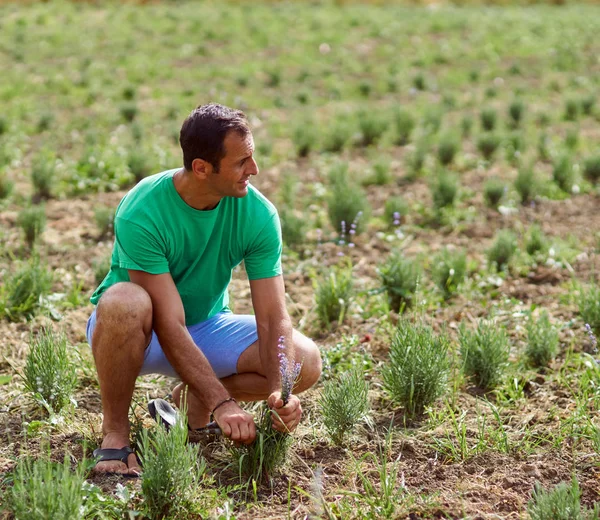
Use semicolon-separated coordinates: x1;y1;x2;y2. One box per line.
86;310;258;379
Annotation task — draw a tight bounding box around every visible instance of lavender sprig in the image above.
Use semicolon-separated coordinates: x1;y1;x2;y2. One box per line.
278;335;301;405
585;323;598;353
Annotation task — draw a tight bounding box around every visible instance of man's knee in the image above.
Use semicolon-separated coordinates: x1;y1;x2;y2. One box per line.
294;331;322;392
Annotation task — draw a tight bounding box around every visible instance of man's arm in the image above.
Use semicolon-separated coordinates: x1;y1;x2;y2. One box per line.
250;275;301;432
128;270;255;443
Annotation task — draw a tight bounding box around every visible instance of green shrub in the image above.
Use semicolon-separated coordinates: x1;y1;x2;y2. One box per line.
487;229;517;270
413;73;426;91
363;156;391;186
292;119;317;157
0;170;14;200
422;106;444;135
565;126;579;150
280;208;306;250
326;164;370;235
553;153;575;192
141;416;206;519
119;101;138;122
17;205;46;248
460;320;510;391
484;177;506;209
393;108;415;146
8;455;88;520
526;224;549;256
579;283;600;336
94;206;115;239
127;147;152;183
528;477;599;520
322;115;353;153
437;134;459;166
405;138;429;178
31;151;57;201
504;131;526;164
22;328;78;415
508;99;525;127
514;165;537;204
384;196;409;226
581;95;596;116
314;262;354;329
37;112;54;133
526;311;559;368
0;116;7;135
477;133;501;160
432;248;467;298
357;110;388;147
583;155;600;184
564;97;580;121
378;251;421;313
382;320;450;417
319;364;370;445
431;170;458;210
480;107;498;131
93;254;112;286
0;257;53;321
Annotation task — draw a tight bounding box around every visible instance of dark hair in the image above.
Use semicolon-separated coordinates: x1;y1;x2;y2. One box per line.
179;103;250;172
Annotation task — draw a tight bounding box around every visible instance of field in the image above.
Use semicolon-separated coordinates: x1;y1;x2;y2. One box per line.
1;1;600;518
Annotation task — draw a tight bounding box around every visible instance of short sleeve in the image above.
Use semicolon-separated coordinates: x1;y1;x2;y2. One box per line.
244;213;282;280
114;217;170;274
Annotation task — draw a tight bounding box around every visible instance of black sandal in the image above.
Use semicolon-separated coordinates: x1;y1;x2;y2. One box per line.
92;446;140;477
148;398;221;436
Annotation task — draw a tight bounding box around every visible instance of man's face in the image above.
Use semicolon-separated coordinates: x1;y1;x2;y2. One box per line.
210;131;258;198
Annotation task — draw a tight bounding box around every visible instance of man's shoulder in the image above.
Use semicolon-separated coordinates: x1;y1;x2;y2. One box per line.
244;184;278;216
117;169;177;217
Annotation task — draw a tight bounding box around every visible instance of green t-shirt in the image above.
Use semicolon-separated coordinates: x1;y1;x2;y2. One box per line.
90;169;282;326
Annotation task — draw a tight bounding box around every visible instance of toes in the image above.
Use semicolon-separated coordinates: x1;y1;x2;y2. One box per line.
93;461;129;474
127;453;142;476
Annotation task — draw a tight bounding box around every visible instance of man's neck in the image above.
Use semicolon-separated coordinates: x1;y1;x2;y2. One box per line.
173;169;221;211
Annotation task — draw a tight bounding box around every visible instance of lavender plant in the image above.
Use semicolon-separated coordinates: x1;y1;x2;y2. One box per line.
579;284;600;336
319;364;370;446
583;155;600;184
526;224;549;257
314;262;354;329
326;163;370;235
528;477;600;520
514;165;538;204
278;335;301;404
17;205;46;248
477;133;501;161
526;311;559;368
480;107;498;131
378;251;420;313
432;248;467;299
487;229;517;270
552;153;575;192
393;107;415;145
484;177;506;209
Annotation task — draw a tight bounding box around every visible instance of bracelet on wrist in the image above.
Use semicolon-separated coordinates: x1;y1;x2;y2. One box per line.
210;397;237;421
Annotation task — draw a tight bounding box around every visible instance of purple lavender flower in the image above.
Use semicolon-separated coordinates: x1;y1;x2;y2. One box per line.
585;323;598;353
278;336;301;404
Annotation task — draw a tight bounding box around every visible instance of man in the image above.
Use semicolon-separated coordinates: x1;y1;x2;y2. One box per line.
86;104;322;476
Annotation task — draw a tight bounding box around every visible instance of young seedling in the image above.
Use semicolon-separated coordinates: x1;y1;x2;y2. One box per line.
378;251;420;313
17;205;46;248
525;311;559;368
487;229;517;271
432;248;467;299
314;262;354;329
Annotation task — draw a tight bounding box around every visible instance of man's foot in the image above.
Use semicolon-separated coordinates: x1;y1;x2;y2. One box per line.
172;383;211;429
93;432;141;477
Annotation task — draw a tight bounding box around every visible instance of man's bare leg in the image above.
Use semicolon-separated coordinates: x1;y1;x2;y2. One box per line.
91;283;152;475
172;330;321;429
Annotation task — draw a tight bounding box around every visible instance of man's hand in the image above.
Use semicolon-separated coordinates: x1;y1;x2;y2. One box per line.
268;392;302;433
212;401;256;445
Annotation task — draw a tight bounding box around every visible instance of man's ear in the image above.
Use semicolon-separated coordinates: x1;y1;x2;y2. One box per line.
191;158;213;179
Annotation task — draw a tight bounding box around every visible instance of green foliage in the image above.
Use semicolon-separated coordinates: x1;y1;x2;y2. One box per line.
322;114;353;153
119;101;138;122
405;137;429;178
484;177;506;208
432;248;467;298
0;116;7;135
431;170;458;211
127;147;152;183
514;165;537;204
292;119;317;158
0;257;53;321
326;164;370;235
320;334;373;381
31;151;57;201
526;311;559;368
564;97;580;121
280;208;306;250
378;251;420;313
581;94;596;116
319;364;370;445
140;416;206;519
384;196;409;226
17;205;46;248
92;254;112;286
437;133;459;166
0;170;14;200
480;107;498;131
382;320;450;417
508;98;525;127
477;133;501;160
583;155;600;184
504;131;525;164
526;224;549;256
461;115;473;138
488;229;517;270
94;206;115;239
314;262;354;329
553;153;575;192
8;454;88;520
357;109;388;147
460;320;510;390
565;126;579;150
579;283;600;336
22;327;77;415
393;108;415;146
363;156;391;186
528;477;600;520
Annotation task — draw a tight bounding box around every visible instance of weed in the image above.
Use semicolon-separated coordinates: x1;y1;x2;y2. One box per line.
528;477;600;520
432;248;467;299
583;155;600;184
17;205;46;248
393;108;415;146
477;133;501;160
94;206;114;239
320;334;373;380
484;177;506;209
480;107;498;131
431;170;458;211
378;251;420;313
0;256;53;321
508;98;525;127
514;164;537;204
553;153;575;192
460;320;510;390
383;319;450;417
579;283;600;336
526;311;559;368
8;454;89;520
437;133;459;166
487;229;517;270
314;262;354;329
140;414;206;519
22;327;77;415
319;364;370;445
526;224;549;256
